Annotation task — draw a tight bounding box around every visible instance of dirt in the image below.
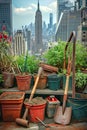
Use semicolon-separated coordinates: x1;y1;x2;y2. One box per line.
0;94;22;99
24;96;46;106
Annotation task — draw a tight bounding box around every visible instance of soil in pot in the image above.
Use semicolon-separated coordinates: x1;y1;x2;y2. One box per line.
0;92;25;121
24;97;47;123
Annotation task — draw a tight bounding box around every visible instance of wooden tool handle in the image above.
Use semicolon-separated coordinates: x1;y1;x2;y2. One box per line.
62;58;71;114
23;67;43;119
64;75;70;95
29;67;43;101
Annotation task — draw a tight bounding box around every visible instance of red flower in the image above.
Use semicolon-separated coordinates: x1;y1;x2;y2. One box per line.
3;33;8;39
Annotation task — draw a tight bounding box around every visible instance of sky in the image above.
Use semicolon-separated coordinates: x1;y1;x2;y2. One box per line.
12;0;75;30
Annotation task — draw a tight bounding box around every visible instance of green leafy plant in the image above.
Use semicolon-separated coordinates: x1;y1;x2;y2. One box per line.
75;70;87;89
75;42;87;69
43;40;87;72
43;40;67;69
15;54;39;74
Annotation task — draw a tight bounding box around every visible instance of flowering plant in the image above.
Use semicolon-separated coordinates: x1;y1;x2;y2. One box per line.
0;28;13;72
0;30;12;53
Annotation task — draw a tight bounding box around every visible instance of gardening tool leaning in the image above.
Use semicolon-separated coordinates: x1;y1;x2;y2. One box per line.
16;67;43;127
54;57;72;125
54;31;76;125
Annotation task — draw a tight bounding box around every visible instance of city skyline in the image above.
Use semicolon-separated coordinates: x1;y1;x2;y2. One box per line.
13;0;75;30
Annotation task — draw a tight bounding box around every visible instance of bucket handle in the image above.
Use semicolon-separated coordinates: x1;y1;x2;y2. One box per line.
73;103;87;110
67;99;87;109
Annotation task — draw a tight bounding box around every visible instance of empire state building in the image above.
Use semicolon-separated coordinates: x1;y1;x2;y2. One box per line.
35;0;43;53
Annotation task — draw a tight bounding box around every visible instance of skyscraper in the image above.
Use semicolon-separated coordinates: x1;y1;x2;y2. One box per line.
57;0;73;23
35;0;42;53
76;0;87;9
49;13;53;28
13;30;26;56
0;0;12;35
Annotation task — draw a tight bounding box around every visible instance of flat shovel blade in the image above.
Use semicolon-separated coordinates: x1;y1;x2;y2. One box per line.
54;106;72;125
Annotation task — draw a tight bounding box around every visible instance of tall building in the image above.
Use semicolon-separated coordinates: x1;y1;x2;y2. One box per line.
13;30;26;56
49;13;53;28
76;0;87;9
35;0;43;53
55;0;87;46
55;10;81;41
0;0;12;35
57;0;73;23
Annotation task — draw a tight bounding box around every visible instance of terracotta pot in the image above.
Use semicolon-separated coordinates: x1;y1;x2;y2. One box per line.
24;102;46;123
34;74;47;89
2;72;15;88
0;92;25;121
16;74;32;90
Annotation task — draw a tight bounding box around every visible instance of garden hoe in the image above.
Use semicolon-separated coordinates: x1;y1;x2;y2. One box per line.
16;67;43;127
54;57;72;125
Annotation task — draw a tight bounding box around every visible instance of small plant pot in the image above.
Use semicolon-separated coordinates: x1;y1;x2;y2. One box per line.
34;74;47;89
0;92;25;121
24;102;46;123
2;72;15;88
16;74;32;90
47;74;61;90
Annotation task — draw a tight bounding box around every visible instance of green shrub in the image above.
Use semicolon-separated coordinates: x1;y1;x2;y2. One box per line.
15;55;39;74
75;70;87;89
43;40;87;71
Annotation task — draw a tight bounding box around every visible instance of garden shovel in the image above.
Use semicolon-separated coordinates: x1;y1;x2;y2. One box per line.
16;67;43;127
54;57;72;125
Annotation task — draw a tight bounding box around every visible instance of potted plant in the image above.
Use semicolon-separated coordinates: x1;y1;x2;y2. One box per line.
15;54;39;90
75;70;87;93
0;29;18;88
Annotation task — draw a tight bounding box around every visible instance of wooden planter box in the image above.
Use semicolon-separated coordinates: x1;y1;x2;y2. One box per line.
0;92;25;121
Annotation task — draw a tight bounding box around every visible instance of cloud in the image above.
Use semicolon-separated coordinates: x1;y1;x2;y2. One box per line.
40;1;57;13
31;3;37;9
14;1;57;14
49;1;57;12
14;6;32;14
40;6;52;13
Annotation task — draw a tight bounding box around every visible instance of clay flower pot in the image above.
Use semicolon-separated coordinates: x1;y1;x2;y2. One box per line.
34;74;47;89
15;74;32;90
0;92;25;121
2;72;15;88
